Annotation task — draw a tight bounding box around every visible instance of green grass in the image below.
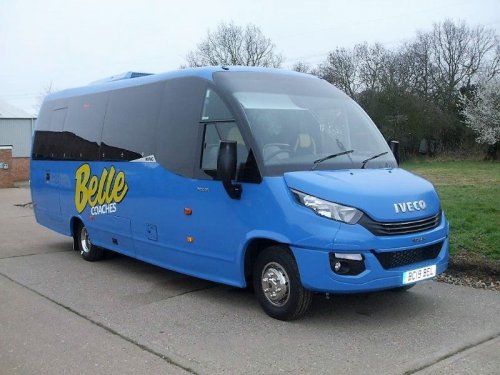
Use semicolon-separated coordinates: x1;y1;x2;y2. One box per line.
402;160;500;260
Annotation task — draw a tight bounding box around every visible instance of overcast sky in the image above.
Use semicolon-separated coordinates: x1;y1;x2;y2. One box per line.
1;0;499;115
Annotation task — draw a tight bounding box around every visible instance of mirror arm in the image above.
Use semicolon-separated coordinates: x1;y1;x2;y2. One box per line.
224;181;242;199
390;140;400;166
217;141;242;200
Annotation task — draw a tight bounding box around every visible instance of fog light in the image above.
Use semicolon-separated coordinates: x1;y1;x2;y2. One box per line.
335;261;351;275
330;253;366;275
334;261;342;272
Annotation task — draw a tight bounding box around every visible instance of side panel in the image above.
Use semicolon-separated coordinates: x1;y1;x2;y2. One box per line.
53;161;263;286
58;162;136;255
31;105;68;231
32;157;450;291
46;159;324;287
31;160;64;232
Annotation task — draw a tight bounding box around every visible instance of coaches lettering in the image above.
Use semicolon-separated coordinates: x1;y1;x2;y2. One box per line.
75;163;128;214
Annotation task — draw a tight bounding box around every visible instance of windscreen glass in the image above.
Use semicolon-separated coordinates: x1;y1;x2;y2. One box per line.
215;72;396;174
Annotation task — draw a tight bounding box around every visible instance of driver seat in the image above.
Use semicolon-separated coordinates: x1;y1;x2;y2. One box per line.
294;133;316;155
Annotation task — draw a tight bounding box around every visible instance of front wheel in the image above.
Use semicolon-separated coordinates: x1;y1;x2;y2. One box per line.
76;222;105;262
253;246;312;321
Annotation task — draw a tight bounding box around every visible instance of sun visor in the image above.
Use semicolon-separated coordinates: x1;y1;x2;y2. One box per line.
233;92;304;110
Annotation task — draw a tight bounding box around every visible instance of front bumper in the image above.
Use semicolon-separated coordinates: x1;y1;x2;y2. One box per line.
291;236;449;293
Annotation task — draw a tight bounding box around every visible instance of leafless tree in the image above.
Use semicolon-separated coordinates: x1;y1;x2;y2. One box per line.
416;20;498;107
357;43;389;92
318;47;361;97
185;22;283;68
291;61;312;73
316;19;499;155
402;35;436;99
319;42;400;97
34;82;56;114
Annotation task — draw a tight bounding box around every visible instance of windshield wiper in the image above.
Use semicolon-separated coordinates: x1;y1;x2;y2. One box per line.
361;152;388;169
336;139;354;163
311;150;354;170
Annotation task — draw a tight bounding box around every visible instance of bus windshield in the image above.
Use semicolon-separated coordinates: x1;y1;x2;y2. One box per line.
215;72;396;174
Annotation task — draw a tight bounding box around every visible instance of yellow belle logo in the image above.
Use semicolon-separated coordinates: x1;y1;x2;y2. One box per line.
75;164;128;215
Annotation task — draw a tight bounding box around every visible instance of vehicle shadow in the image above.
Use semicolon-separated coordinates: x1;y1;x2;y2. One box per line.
98;250;439;325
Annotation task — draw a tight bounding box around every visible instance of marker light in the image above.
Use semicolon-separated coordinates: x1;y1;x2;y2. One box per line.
291;189;363;224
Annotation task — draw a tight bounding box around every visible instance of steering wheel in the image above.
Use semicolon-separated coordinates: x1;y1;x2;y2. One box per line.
263;143;292;162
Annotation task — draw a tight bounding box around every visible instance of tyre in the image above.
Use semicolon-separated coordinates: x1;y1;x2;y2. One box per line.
76;222;105;262
253;246;312;321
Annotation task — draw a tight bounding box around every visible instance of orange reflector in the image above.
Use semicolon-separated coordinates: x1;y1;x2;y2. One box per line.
186;236;194;243
184;208;192;215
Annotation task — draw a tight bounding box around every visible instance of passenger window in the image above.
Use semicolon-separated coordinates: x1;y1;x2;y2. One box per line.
63;94;107;160
201;122;249;173
50;107;67;131
47;107;67;159
101;83;163;161
201;89;233;121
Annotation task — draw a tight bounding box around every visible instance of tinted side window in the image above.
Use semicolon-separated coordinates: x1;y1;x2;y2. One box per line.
47;107;67;159
101;82;163;161
199;88;261;183
62;93;107;160
201;122;249;172
50;107;67;132
32;105;67;160
155;77;207;177
201;89;233;121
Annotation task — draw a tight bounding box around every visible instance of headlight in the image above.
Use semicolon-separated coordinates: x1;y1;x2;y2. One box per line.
291;189;363;224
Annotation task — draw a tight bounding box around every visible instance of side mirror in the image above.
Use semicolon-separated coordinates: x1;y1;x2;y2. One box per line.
390;140;400;166
217;141;242;199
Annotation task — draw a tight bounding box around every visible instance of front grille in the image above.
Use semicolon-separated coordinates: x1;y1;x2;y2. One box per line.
372;241;443;269
359;211;441;236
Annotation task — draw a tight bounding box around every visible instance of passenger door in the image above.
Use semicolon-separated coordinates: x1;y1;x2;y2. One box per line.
175;89;260;281
185;121;252;270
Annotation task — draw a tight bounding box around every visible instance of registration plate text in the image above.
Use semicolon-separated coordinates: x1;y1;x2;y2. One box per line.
402;265;436;284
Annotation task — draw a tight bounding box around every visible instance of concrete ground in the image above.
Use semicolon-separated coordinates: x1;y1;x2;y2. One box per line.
0;186;499;374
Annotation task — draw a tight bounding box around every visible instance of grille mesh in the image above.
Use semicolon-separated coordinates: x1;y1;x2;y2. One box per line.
359;211;441;236
372;241;443;269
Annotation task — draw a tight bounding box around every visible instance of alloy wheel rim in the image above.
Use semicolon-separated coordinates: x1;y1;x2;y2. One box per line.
80;227;91;253
261;262;290;307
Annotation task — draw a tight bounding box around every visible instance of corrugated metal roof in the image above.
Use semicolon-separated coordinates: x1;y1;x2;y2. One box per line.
0;98;34;119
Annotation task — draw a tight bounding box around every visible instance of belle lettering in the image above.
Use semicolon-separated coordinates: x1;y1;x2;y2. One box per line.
75;164;128;213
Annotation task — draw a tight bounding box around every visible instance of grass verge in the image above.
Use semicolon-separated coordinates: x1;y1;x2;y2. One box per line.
402;159;499;264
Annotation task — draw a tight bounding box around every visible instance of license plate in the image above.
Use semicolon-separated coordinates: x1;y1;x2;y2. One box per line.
402;265;436;284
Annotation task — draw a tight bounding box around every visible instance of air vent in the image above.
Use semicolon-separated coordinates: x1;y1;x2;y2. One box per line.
359;211;442;236
372;241;443;269
89;71;153;85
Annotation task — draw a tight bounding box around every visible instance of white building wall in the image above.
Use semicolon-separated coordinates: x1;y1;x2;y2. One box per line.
0;118;34;157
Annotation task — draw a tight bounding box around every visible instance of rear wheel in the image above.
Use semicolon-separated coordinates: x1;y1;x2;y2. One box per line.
76;223;105;262
253;246;312;321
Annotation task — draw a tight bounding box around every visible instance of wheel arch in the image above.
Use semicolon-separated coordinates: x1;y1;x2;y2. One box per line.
243;236;294;287
70;216;83;251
